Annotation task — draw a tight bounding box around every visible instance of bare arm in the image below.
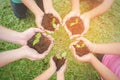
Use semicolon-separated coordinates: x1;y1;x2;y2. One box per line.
21;0;43;17
94;43;120;54
71;0;80;13
85;0;115;19
0;26;22;45
90;54;120;80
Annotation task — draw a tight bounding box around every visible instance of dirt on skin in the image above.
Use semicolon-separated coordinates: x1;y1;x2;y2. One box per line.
27;33;51;54
66;17;84;35
41;13;60;31
73;40;90;56
53;56;66;71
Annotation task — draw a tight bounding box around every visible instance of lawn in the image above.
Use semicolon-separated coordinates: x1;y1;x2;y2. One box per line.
0;0;120;80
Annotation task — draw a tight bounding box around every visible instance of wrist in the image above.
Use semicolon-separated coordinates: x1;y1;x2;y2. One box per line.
50;65;56;73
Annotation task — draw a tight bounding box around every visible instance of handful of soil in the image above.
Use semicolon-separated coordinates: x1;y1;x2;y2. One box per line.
53;56;66;71
66;17;84;35
42;13;60;31
27;32;51;54
73;40;90;56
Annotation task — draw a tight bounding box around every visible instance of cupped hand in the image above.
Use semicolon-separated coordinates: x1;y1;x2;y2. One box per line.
20;46;47;60
49;56;57;70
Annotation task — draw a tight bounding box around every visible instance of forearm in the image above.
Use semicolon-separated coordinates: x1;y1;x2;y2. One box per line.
34;67;56;80
90;56;120;80
21;0;44;16
43;0;54;13
86;0;114;19
57;73;64;80
93;43;120;54
71;0;80;13
0;26;22;45
0;48;24;67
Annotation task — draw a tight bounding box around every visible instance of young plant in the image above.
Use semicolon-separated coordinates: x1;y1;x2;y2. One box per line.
76;43;85;48
32;33;41;46
51;18;57;28
56;52;67;59
70;18;78;27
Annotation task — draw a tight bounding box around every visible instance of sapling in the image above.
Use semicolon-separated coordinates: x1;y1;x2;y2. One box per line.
70;18;78;27
76;43;85;48
51;18;57;28
56;52;67;59
32;33;41;46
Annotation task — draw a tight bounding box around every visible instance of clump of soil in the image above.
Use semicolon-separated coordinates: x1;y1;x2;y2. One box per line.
41;13;60;31
27;32;51;54
66;17;84;35
73;40;90;56
53;56;66;71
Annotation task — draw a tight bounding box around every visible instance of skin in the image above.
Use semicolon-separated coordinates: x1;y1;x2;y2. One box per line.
0;26;53;67
34;57;67;80
21;0;62;30
63;0;115;36
70;37;120;80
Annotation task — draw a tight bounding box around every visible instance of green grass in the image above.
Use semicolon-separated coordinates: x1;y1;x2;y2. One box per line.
0;0;120;80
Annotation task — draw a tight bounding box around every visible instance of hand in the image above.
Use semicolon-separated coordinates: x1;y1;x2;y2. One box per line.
19;28;44;45
46;9;62;24
35;14;45;30
73;51;94;63
49;57;57;70
20;46;47;60
57;60;67;74
63;10;80;26
76;37;96;52
80;13;91;36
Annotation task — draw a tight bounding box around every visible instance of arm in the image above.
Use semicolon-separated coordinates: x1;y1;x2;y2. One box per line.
90;54;120;80
84;0;115;19
21;0;44;28
71;0;80;13
73;52;120;80
34;57;56;80
0;46;47;68
94;43;120;54
0;26;22;45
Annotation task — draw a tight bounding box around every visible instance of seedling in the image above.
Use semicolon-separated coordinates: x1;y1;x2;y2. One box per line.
51;18;57;28
70;18;78;27
56;52;67;59
76;43;85;48
32;33;41;46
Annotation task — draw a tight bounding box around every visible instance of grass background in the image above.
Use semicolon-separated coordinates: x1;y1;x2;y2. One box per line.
0;0;120;80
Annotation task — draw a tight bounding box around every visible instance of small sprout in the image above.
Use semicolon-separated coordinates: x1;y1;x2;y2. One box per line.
52;18;57;28
56;53;62;59
70;18;79;27
81;43;85;48
32;33;41;46
76;44;81;48
62;52;67;58
52;23;57;28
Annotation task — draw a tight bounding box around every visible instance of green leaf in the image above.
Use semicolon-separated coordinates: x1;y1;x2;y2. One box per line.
81;43;85;48
52;18;56;24
75;18;78;24
70;23;76;27
52;23;57;28
62;52;67;57
32;39;39;46
35;33;41;39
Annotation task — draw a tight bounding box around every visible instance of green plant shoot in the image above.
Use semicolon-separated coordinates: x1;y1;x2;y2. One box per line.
81;43;85;48
52;18;57;28
32;33;41;46
70;18;79;27
76;44;81;48
62;52;67;58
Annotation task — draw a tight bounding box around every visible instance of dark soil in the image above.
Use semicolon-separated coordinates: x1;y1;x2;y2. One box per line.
27;33;51;54
66;17;84;35
53;56;66;71
41;13;60;31
73;40;90;56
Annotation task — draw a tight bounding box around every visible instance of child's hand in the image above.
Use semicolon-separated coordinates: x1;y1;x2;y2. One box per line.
76;37;96;52
63;10;80;26
20;46;47;60
57;60;67;74
80;13;91;36
49;57;57;70
19;28;44;45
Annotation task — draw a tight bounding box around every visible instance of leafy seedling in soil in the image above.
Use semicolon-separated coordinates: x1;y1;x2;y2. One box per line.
65;17;84;35
73;40;90;56
27;32;51;54
41;13;60;31
70;18;78;27
53;52;66;71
